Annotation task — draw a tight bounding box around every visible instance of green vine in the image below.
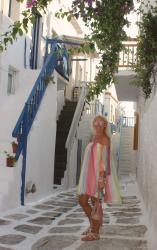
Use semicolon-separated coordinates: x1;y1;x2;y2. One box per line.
0;0;52;51
57;0;134;100
0;0;134;101
133;2;157;99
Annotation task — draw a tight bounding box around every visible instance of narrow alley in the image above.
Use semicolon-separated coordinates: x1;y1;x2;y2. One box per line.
1;0;157;249
0;176;150;250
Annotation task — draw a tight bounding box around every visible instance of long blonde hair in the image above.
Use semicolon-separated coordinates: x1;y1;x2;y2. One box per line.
92;115;111;140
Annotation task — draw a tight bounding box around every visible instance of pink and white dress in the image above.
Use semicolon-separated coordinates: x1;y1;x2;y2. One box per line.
77;141;121;204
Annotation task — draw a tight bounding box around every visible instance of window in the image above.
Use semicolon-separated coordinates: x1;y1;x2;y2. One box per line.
7;68;16;95
30;14;42;69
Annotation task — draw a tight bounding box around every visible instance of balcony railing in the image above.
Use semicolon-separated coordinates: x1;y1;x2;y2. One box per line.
122;117;135;127
119;41;137;68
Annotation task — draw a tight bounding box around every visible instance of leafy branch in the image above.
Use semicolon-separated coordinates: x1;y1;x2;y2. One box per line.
0;0;136;101
0;0;52;51
56;0;134;100
133;1;157;98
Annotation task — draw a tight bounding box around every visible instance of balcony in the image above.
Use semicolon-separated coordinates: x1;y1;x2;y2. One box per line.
115;40;139;102
119;40;137;68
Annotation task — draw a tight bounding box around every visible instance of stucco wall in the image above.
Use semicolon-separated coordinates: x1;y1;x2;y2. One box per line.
25;75;57;204
137;87;157;235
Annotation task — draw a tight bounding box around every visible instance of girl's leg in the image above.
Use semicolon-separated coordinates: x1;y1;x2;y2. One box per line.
78;194;92;223
82;196;103;241
90;196;102;234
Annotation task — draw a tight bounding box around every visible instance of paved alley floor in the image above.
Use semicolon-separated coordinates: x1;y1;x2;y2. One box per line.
0;177;151;250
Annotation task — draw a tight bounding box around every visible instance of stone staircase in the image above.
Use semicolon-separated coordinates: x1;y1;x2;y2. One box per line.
54;100;77;184
118;127;136;177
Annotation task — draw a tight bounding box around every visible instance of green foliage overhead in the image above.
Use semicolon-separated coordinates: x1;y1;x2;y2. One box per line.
57;0;134;100
0;0;134;100
133;2;157;99
0;0;52;51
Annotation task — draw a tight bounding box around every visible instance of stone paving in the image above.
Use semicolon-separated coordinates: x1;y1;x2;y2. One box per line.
0;177;150;250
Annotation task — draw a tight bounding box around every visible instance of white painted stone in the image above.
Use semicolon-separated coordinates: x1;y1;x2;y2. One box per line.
137;86;157;248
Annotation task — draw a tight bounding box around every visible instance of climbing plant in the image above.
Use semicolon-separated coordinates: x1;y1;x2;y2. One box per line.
0;0;52;51
57;0;134;100
0;0;134;100
133;2;157;99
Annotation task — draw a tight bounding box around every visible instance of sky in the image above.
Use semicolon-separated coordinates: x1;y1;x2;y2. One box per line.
124;0;140;38
120;101;136;117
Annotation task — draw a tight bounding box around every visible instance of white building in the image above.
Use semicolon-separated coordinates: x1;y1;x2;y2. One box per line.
0;0;98;211
115;0;157;245
99;84;120;125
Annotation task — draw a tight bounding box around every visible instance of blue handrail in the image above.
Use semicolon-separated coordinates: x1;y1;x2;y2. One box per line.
11;40;70;205
12;52;57;157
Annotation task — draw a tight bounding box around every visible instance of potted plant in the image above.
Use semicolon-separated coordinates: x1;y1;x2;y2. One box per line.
4;151;17;167
11;141;18;154
44;75;55;86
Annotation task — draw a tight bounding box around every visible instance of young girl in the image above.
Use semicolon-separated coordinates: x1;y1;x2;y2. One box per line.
77;115;121;241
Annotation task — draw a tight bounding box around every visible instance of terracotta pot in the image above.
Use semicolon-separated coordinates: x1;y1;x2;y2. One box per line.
6;157;14;167
12;142;18;154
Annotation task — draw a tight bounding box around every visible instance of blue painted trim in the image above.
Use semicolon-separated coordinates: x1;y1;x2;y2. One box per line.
12;38;80;205
12;41;66;205
21;106;28;205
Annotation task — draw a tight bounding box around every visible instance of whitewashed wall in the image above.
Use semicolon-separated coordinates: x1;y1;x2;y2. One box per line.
0;155;22;212
0;30;27;106
0;0;32;106
0;72;57;211
0;0;93;211
99;85;119;124
25;74;57;204
137;87;157;242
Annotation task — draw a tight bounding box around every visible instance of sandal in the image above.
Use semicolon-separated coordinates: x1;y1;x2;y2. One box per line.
81;232;100;241
81;227;91;235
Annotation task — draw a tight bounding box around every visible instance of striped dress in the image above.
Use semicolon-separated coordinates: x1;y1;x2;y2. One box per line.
77;141;121;204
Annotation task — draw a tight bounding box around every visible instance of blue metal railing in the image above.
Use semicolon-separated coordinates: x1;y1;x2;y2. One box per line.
12;48;57;157
12;39;71;205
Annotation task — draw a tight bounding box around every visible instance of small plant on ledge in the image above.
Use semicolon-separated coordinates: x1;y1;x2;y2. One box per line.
44;75;55;86
4;151;17;168
11;141;18;154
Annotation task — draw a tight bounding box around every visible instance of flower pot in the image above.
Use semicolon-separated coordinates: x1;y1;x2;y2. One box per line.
6;157;15;167
12;142;18;154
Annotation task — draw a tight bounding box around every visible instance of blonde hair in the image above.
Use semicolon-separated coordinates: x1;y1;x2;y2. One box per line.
92;115;111;140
